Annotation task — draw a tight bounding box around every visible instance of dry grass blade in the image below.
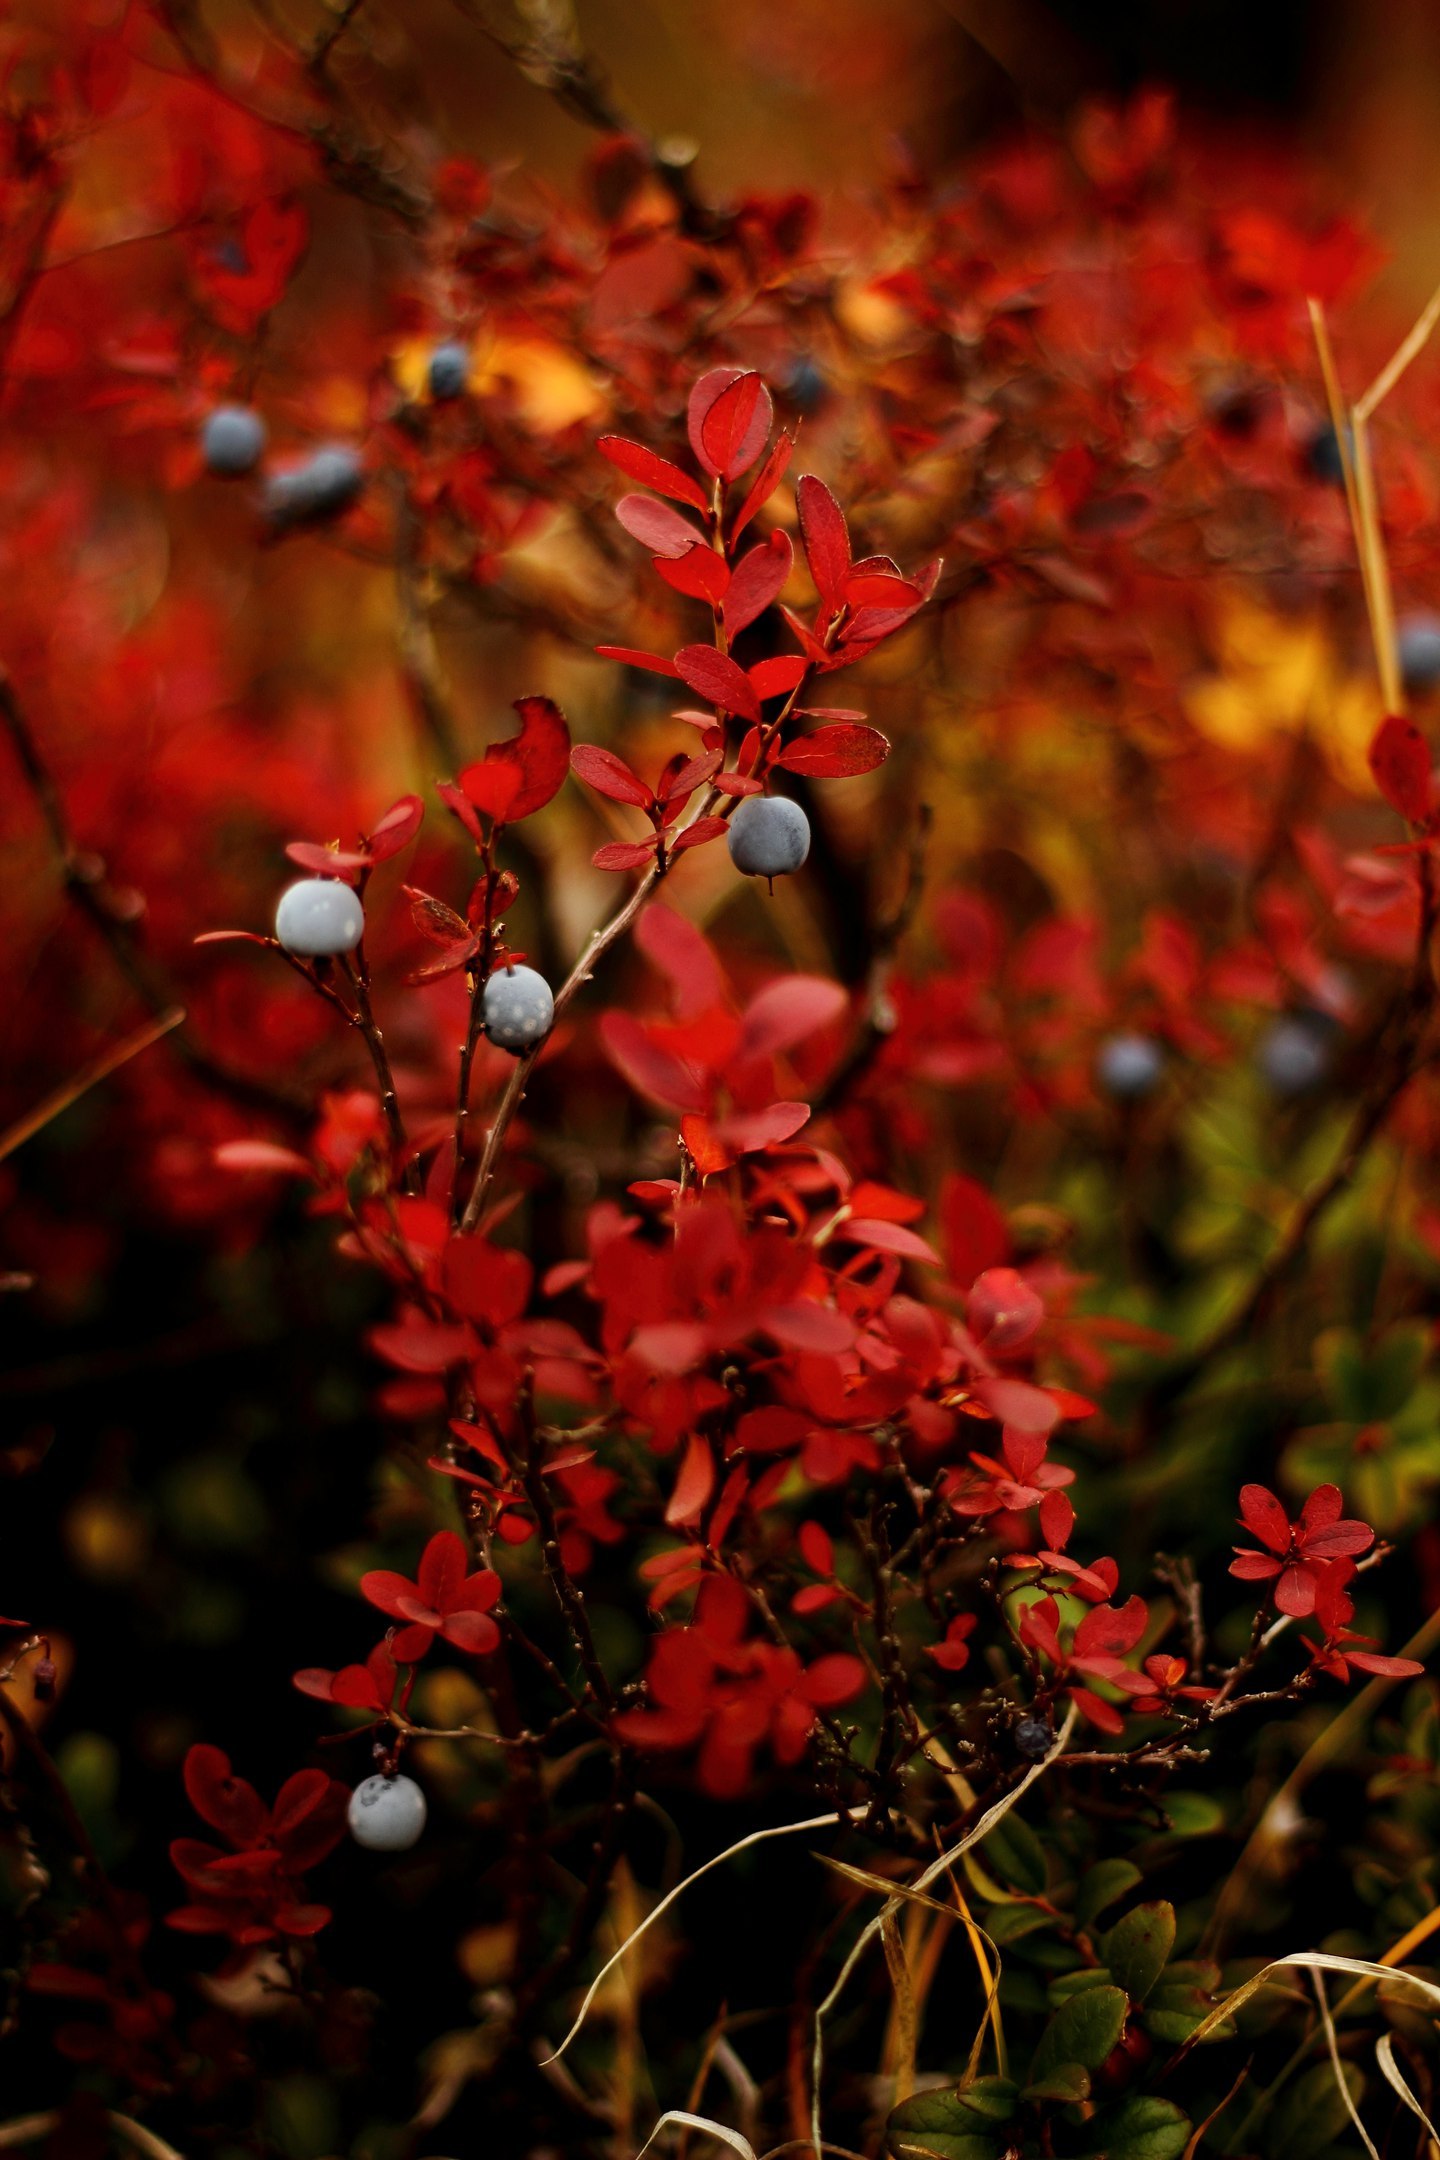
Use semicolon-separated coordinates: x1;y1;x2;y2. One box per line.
1355;274;1440;421
542;1807;869;2065
880;1912;917;2106
0;1008;185;1163
1312;1968;1378;2160
1375;2031;1440;2145
636;2108;757;2160
0;2115;185;2159
809;1704;1076;2154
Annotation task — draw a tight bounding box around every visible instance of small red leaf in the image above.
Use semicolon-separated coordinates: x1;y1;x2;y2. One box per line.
615;493;706;559
365;794;424;861
796;474;851;611
689;367;773;480
699;371;769;480
597;434;710;512
669;815;728;853
656;747;722;803
214;1140;314;1177
674;645;762;723
654;544;731;605
595;646;681;677
776;723;890;777
1369;713;1434;823
285;844;366;876
570;743;655;807
747;655;808;700
733;430;794;540
724;530;793;634
459;697;571;824
593;837;662;871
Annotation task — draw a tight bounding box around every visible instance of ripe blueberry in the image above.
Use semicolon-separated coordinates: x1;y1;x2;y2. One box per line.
482;964;554;1053
1304;421;1350;488
202;405;267;477
262;445;365;527
1257;1011;1336;1098
274;877;364;957
1014;1716;1053;1760
427;341;470;401
727;795;811;880
1397;610;1440;693
348;1772;426;1851
1094;1031;1164;1101
785;356;828;414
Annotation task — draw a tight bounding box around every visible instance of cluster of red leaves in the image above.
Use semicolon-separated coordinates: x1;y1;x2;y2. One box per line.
570;368;933;871
166;1747;347;1951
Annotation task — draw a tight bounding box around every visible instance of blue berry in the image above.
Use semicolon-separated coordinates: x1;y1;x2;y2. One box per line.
201;404;267;477
427;341;470;401
1094;1031;1164;1101
785;356;828;414
1257;1012;1336;1098
1304;421;1350;488
483;964;554;1053
1397;610;1440;693
262;445;364;527
1014;1716;1052;1760
348;1773;426;1851
727;795;811;880
274;877;364;957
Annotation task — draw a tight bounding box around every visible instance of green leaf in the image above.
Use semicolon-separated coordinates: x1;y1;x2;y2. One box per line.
885;2085;1010;2160
1022;2061;1091;2104
1276;2061;1366;2160
954;2078;1020;2124
1049;1968;1117;2004
1159;1791;1224;1837
1101;1903;1176;2005
984;1902;1050;1946
1075;1860;1142;1933
1029;1984;1127;2083
1143;1963;1226;2045
1080;2095;1191;2160
981;1809;1048;1897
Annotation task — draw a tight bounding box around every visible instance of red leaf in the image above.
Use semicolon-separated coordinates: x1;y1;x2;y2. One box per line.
940;1173;1009;1285
615;493;706;559
747;655;808;700
724;531;793;634
285;844;366;876
681;1101;810;1171
1369;713;1434;823
837;1218;941;1264
656;748;722;803
654;545;731;605
459;697;571;824
669;815;728;853
570;743;654;807
214;1140;314;1177
601;1012;710;1109
403;886;476;950
366;794;424;862
673;646;762;724
665;1433;715;1526
764;1302;854;1352
736;975;849;1062
796;474;851;610
593;837;661;871
595;645;680;677
689;367;773;480
733;430;794;540
597;434;709;512
699;371;769;480
776;723;890;777
635;902;725;1016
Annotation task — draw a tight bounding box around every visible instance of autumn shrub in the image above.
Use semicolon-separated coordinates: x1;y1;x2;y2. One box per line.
5;10;1440;2160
